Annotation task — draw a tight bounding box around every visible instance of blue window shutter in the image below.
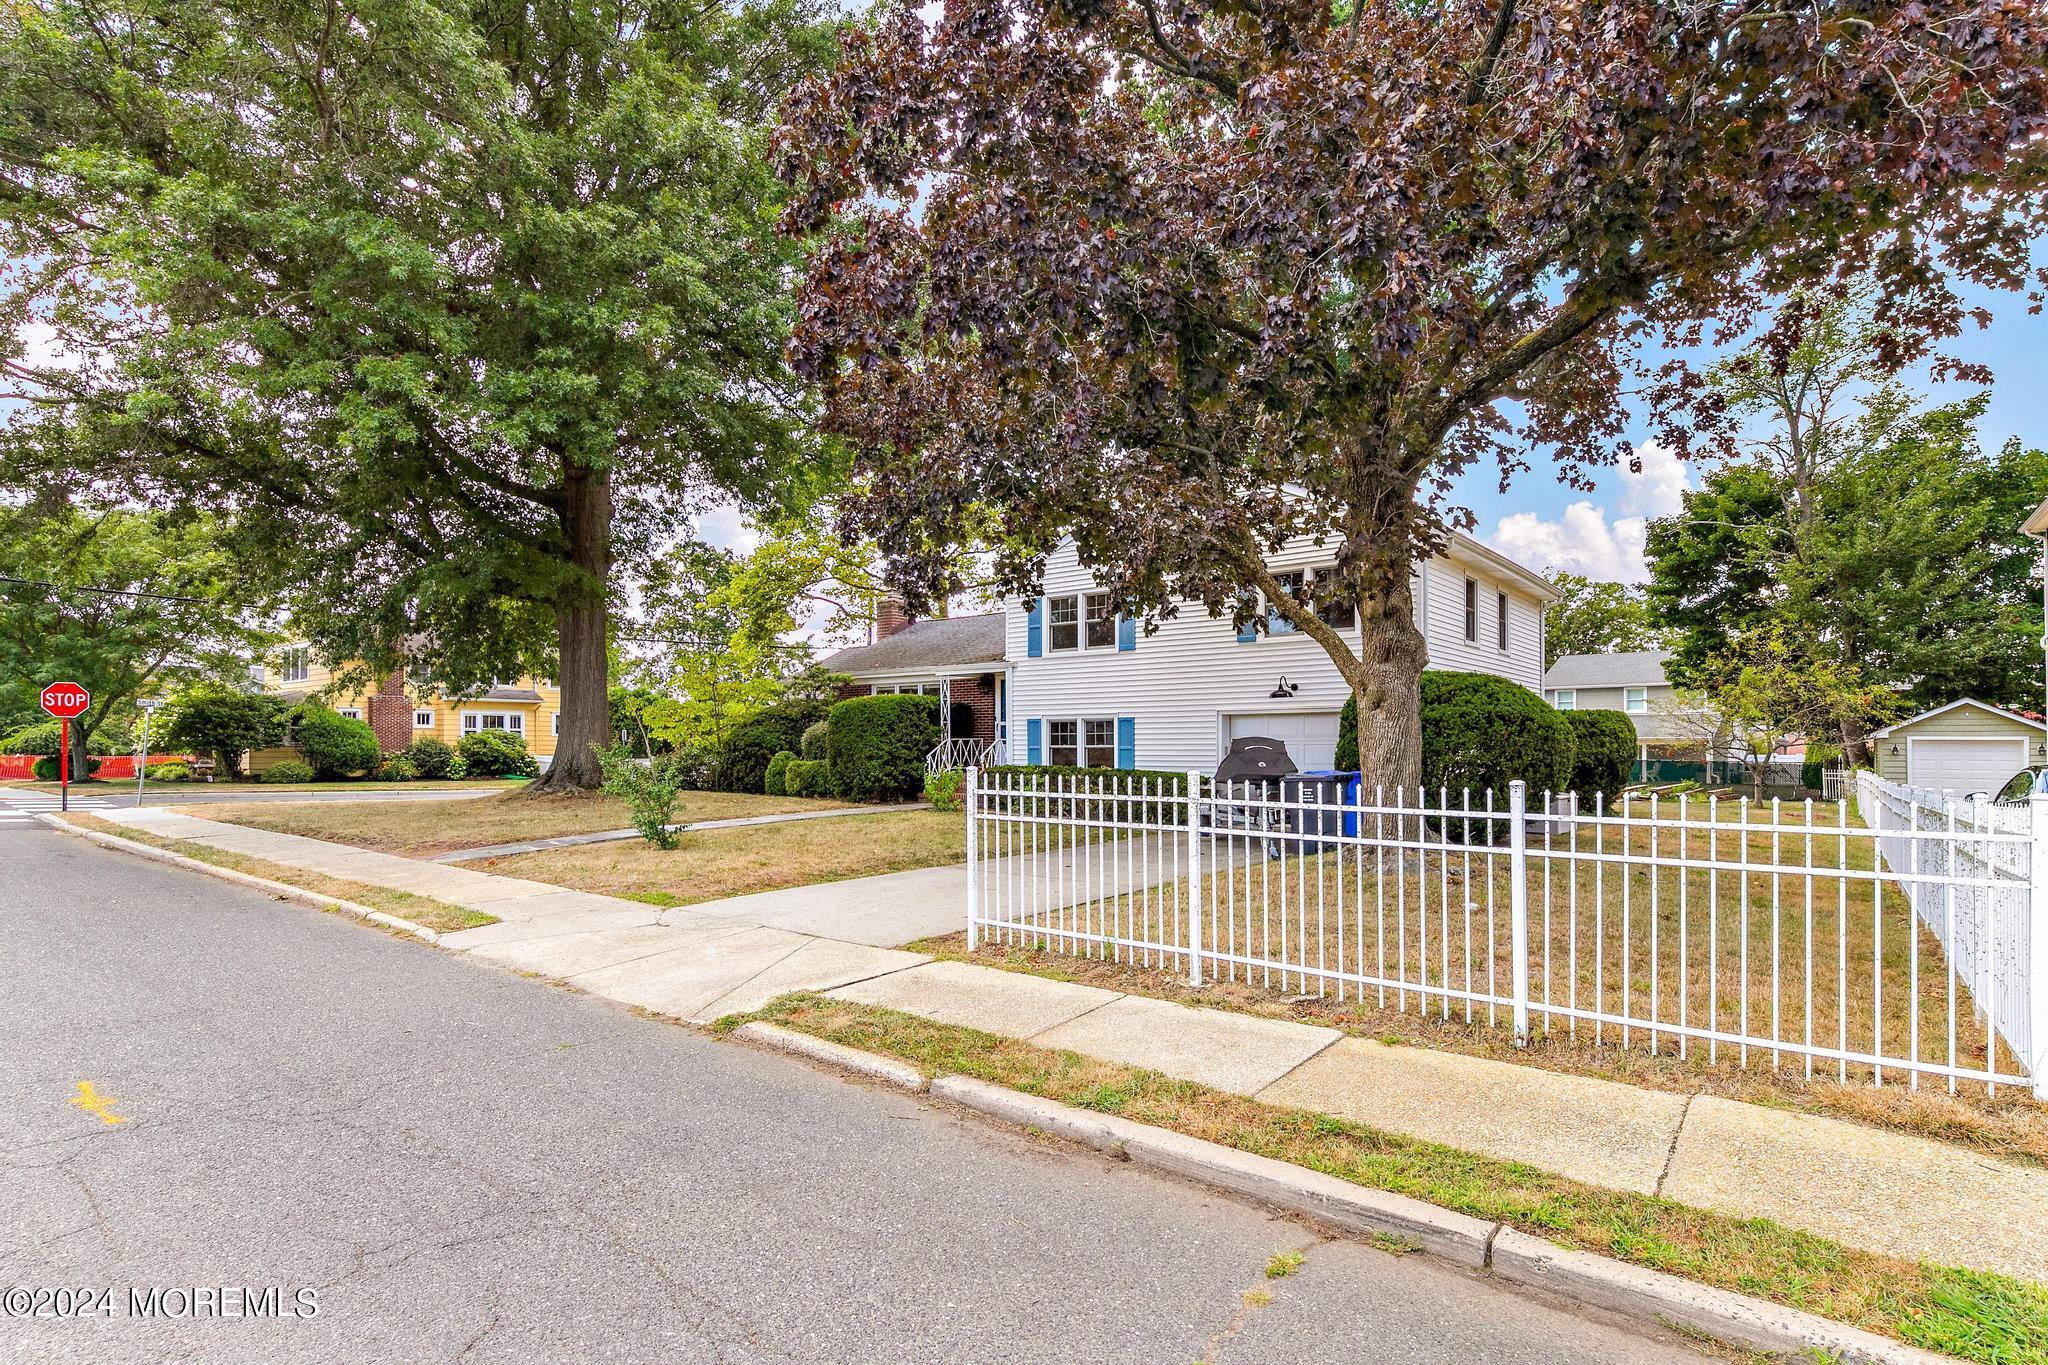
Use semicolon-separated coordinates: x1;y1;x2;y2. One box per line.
1117;614;1136;652
1025;718;1043;765
1115;717;1135;770
1027;600;1044;657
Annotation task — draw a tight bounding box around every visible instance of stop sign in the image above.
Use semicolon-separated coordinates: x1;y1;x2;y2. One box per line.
40;681;90;720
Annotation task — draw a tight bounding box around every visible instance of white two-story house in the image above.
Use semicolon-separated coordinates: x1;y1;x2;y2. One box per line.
823;533;1558;775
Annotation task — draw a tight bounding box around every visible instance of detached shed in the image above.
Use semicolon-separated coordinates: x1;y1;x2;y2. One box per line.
1870;700;2047;794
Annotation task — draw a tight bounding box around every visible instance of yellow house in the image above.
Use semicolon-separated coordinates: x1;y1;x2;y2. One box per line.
251;645;563;771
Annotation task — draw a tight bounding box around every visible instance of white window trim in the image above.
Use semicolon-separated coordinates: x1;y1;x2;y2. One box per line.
874;681;944;695
335;707;363;721
1045;714;1121;769
1496;590;1510;653
1624;687;1648;714
414;709;435;728
551;712;559;737
461;710;526;734
1046;592;1119;653
281;645;311;685
1552;689;1577;711
1462;577;1478;643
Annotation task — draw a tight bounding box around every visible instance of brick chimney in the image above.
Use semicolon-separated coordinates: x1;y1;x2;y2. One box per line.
876;592;913;640
365;669;414;754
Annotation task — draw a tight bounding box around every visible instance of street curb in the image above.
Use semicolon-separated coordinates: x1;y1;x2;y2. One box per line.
775;1039;1950;1364
1491;1229;1946;1365
729;1022;929;1093
37;814;444;945
929;1075;1492;1268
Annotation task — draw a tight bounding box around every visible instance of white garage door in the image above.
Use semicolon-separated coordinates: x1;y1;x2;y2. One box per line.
1906;737;2029;795
1228;712;1342;771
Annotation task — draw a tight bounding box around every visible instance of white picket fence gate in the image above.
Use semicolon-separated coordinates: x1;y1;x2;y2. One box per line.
964;767;2048;1096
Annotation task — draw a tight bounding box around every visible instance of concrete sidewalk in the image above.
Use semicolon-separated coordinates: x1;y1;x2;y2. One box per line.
93;806;2048;1287
432;801;934;863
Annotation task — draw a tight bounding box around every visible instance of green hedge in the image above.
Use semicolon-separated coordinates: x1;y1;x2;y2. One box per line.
983;763;1189;822
826;693;940;801
293;704;381;779
764;750;795;796
1563;710;1636;809
800;720;829;760
457;729;540;778
714;699;827;793
1337;672;1576;801
783;757;830;797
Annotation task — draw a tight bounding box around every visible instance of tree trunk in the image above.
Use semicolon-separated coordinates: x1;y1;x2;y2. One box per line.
1837;715;1871;770
529;461;613;794
68;717;94;784
1349;572;1428;798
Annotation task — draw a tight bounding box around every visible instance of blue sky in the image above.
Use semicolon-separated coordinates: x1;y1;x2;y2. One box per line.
1468;281;2048;583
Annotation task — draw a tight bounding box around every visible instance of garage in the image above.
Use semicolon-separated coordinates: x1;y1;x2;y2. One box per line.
1905;737;2031;794
1227;711;1342;771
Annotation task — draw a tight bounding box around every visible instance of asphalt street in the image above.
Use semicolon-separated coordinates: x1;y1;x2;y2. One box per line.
0;819;1712;1364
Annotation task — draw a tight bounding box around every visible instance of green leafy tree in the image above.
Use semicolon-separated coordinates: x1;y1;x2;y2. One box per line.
1694;630;1901;798
163;686;292;780
776;0;2048;795
0;501;273;778
1543;574;1667;669
0;0;835;792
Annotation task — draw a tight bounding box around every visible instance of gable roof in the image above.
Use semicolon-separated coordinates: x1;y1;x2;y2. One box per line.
1542;650;1674;690
1869;698;2047;738
821;613;1006;675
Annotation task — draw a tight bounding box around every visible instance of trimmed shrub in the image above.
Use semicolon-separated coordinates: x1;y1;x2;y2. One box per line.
596;745;685;849
261;759;316;784
654;745;714;791
377;756;420;782
293;704;381;779
1336;672;1575;801
164;686;290;779
783;758;830;797
826;693;940;801
800;720;829;761
456;729;540;778
764;749;796;796
149;761;193;783
401;736;455;779
32;754;102;781
923;768;964;811
1563;710;1637;809
712;699;828;794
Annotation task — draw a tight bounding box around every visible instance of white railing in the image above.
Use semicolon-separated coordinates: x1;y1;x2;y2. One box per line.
928;737;1002;774
965;767;2048;1096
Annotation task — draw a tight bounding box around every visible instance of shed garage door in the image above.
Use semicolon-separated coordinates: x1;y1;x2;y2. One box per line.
1227;712;1341;771
1906;737;2030;794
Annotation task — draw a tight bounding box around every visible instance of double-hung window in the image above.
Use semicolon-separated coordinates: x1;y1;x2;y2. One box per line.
1048;717;1118;768
1496;590;1509;651
1048;595;1081;651
1084;592;1115;649
1624;687;1648;714
1552;689;1576;711
1462;578;1478;642
282;647;310;684
1313;570;1356;630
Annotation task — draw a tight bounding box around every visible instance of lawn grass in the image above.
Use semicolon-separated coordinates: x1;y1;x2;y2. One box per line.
728;992;2048;1364
204;787;850;857
480;807;965;905
61;813;496;934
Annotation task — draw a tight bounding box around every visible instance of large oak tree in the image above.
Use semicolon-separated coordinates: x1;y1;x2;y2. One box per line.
777;0;2048;791
0;0;832;789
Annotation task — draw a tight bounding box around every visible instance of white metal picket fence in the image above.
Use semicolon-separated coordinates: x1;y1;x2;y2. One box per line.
965;767;2048;1096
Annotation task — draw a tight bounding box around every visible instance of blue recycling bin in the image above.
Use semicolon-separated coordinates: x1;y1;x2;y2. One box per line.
1293;769;1362;842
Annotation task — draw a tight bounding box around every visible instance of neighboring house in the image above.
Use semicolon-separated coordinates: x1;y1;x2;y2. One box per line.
823;533;1558;774
251;645;563;772
1541;649;1715;776
1869;699;2048;794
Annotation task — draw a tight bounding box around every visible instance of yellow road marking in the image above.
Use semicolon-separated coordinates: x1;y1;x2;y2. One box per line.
68;1081;127;1125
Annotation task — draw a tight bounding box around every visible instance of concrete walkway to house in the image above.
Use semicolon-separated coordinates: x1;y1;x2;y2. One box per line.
431;801;933;864
87;805;2048;1287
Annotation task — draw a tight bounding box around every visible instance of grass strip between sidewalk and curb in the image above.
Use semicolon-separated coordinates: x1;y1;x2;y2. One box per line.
718;993;2048;1365
54;813;496;936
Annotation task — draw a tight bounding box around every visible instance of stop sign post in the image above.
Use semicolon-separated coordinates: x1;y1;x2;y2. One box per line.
39;682;91;812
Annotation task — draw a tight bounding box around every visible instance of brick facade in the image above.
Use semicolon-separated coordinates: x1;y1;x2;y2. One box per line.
365;670;414;754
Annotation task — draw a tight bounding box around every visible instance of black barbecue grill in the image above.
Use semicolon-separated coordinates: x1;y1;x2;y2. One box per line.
1210;736;1298;856
1215;736;1298;786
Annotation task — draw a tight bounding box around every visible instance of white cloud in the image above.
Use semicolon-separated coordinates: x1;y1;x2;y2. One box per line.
694;502;762;555
1483;442;1687;583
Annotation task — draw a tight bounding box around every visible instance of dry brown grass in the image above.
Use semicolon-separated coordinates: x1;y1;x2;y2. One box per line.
476;807;965;906
61;813;495;933
731;994;2048;1363
205;788;850;857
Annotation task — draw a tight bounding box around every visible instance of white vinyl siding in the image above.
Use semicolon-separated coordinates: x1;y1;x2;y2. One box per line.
1008;536;1548;773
